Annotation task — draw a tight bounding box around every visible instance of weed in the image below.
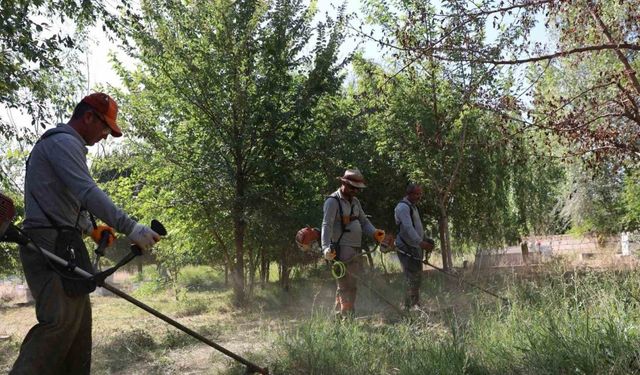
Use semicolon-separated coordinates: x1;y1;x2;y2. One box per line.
94;328;157;373
178;265;224;291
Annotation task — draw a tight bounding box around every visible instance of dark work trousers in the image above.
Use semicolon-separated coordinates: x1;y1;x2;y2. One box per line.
398;245;423;308
10;231;92;375
335;253;363;316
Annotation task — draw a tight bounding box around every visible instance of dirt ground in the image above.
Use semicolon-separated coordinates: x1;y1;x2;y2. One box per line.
0;269;408;374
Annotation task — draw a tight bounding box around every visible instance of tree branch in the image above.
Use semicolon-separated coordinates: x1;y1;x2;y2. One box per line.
429;43;640;65
589;7;640;96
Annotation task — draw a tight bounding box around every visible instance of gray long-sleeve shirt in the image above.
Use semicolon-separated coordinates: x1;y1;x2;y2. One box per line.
394;197;424;250
23;124;137;248
321;190;376;260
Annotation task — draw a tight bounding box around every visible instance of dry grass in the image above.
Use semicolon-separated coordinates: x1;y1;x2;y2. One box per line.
0;271;342;374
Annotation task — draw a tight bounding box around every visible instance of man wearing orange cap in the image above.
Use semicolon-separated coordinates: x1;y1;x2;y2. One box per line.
10;93;161;375
321;168;386;318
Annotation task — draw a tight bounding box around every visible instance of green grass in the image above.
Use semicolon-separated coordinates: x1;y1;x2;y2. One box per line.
271;267;640;375
6;261;640;374
178;265;225;291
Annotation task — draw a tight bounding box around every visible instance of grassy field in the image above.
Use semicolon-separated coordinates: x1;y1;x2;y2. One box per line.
2;261;640;374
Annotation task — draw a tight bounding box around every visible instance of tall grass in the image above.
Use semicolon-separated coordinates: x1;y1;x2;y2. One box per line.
272;267;640;374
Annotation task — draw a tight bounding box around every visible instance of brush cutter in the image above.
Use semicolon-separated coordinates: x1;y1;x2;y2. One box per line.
0;193;269;375
393;246;510;305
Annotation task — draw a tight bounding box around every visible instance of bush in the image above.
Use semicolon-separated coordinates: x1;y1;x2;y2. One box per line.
178;265;223;291
131;278;166;298
175;294;210;317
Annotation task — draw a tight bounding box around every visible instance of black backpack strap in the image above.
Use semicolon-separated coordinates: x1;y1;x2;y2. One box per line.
396;201;417;248
397;201;416;227
330;196;345;231
327;195;351;255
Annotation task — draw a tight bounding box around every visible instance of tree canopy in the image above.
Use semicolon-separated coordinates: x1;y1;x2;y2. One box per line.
1;0;639;290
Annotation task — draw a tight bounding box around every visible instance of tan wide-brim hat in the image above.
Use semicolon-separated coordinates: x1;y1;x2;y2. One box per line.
337;168;366;188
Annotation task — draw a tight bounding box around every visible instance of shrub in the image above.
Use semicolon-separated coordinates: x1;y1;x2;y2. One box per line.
178;265;223;291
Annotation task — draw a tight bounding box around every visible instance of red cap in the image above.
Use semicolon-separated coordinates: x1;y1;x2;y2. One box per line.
80;92;122;137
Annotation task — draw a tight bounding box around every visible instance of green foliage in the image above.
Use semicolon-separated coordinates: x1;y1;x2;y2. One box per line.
174;293;211;317
131;278;166;298
178;265;225;291
621;168;640;232
131;266;167;298
0;154;25;275
0;0;131;141
561;163;626;236
108;0;349;303
531;1;640;163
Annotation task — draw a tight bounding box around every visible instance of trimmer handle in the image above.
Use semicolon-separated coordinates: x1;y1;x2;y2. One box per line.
130;219;167;256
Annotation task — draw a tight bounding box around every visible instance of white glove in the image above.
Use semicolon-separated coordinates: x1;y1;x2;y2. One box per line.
323;247;336;261
128;223;161;251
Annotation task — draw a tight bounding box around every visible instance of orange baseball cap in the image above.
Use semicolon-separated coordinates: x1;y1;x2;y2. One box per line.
80;92;122;137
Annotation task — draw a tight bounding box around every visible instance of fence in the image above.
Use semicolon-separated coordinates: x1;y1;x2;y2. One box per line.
474;233;638;269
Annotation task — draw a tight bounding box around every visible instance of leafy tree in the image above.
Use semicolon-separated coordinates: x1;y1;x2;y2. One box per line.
115;0;346;304
355;0;640;161
530;1;640;164
622;169;640;231
353;0;567;268
0;0;135;141
560;163;626;236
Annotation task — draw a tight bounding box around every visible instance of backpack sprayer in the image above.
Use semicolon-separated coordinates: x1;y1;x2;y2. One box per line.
0;193;269;375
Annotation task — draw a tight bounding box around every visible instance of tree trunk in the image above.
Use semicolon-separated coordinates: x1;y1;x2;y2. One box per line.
224;262;229;286
438;206;453;271
248;245;254;297
232;189;246;306
279;245;290;291
260;246;268;287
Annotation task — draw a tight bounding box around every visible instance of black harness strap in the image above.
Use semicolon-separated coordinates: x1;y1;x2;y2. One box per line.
328;195;359;259
396;200;416;248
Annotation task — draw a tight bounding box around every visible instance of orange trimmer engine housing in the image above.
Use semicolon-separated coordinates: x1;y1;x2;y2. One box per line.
295;226;321;254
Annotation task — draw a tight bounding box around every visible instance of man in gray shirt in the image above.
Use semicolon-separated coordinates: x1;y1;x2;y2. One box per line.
11;92;160;375
394;183;434;309
321;169;385;317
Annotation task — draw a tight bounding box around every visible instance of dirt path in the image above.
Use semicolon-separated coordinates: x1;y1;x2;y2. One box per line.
0;277;342;374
